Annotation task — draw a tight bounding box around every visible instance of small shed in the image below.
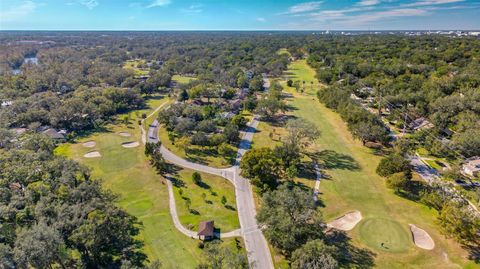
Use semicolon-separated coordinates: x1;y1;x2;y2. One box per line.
198;220;215;240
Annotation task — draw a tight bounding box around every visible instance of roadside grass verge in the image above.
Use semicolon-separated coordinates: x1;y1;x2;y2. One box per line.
171;169;240;232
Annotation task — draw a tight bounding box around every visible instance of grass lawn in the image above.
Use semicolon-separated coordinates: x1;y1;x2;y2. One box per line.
56;96;244;268
254;59;476;268
171;169;240;232
251;121;285;149
424;159;444;171
158;125;237;168
172;74;197;85
123;59;150;76
276;48;291;57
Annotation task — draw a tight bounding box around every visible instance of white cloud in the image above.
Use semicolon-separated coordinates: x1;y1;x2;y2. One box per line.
280;0;474;29
309;6;373;20
357;0;381;6
257;17;266;22
181;4;203;13
351;8;427;23
311;8;428;26
282;1;323;14
405;0;464;6
148;0;171;8
79;0;99;9
0;1;37;22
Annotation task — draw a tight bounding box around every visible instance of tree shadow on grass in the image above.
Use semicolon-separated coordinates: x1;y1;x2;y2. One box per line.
325;230;376;269
395;181;427;203
164;165;185;188
184;151;209;165
225;204;236;211
73;125;113;141
195;180;211;189
163;163;182;176
297;161;317;181
185;147;222;166
465;244;480;263
309;150;360;171
144;94;166;102
189;209;200;215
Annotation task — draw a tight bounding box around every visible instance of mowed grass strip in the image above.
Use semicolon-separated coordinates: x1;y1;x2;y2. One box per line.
58;96;243;267
255;59;474;268
172;74;197;85
172;169;240;232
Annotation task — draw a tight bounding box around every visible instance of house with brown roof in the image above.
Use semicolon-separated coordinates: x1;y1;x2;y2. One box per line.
197;220;215;240
9;182;24;192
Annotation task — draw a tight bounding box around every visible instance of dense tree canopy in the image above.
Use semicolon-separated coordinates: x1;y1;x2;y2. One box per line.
0;134;147;268
256;185;325;256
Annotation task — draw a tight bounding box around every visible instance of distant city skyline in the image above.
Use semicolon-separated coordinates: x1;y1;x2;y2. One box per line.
1;0;480;31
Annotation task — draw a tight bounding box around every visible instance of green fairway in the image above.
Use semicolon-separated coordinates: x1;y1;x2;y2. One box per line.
172;169;240;231
172;74;197;84
58;96;243;268
257;59;475;268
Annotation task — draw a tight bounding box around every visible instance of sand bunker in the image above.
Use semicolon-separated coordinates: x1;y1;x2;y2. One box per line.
118;132;132;137
327;210;362;231
122;141;140;148
84;151;101;158
82;141;96;148
409;224;435;250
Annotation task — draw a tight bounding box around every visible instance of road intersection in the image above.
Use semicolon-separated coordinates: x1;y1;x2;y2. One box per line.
146;116;274;268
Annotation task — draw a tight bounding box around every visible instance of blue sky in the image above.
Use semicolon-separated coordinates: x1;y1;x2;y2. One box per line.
1;0;479;30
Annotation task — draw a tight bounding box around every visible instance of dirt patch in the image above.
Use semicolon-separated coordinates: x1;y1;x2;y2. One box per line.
118;132;132;137
82;141;96;148
409;224;434;250
122;141;140;148
327;210;362;231
84;151;101;158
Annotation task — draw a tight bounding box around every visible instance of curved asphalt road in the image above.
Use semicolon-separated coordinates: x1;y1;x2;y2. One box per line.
148;117;274;269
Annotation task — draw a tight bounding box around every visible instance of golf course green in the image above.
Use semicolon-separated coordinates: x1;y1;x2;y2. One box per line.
358;218;411;253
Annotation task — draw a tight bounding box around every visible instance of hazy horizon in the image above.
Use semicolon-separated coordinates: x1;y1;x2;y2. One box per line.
1;0;480;31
